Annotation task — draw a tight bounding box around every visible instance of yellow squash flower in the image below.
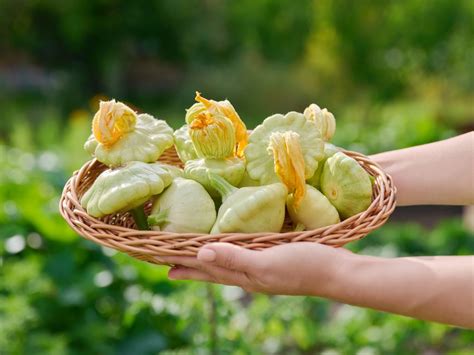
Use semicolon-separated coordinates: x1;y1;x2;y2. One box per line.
303;103;336;142
92;99;137;147
85;100;174;167
186;92;248;158
189;111;236;159
268;131;306;208
268;131;340;230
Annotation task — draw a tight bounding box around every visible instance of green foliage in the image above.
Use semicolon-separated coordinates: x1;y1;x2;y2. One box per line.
1;113;473;353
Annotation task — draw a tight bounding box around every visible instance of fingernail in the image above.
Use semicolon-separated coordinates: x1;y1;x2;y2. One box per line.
198;248;216;262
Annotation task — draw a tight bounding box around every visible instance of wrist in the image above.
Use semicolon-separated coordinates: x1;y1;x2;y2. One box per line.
370;151;412;206
318;251;379;299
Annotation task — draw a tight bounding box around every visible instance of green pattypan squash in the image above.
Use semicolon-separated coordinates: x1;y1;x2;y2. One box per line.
244;111;324;185
269;131;340;230
84;100;174;167
183;98;246;197
81;161;172;221
303;103;336;141
209;173;287;233
287;185;340;230
320;152;372;219
306;143;340;189
147;177;216;233
173;124;198;163
159;164;185;178
184;157;245;198
238;170;261;187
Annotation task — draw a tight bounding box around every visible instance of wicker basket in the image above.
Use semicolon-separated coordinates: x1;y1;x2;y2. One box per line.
59;147;396;265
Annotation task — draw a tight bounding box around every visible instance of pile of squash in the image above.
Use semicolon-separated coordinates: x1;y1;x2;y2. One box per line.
81;93;372;233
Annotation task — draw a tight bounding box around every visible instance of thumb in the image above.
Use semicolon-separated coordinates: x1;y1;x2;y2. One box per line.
197;243;259;272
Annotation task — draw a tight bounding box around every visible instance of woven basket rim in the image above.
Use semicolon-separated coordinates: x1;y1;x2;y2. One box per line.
59;147;397;262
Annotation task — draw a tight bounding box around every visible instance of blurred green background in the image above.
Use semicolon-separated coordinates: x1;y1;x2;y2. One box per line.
1;0;473;354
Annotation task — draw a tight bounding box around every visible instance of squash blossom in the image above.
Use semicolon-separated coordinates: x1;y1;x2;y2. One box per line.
270;131;340;230
189;111;236;159
84;99;174;167
209;173;287;234
185;91;248;158
92;99;137;146
303;103;336;142
268;131;306;208
245;111;324;185
185;101;207;126
184;103;245;198
80;161;172;229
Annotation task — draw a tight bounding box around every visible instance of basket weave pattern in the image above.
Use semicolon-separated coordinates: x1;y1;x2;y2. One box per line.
59;147;396;264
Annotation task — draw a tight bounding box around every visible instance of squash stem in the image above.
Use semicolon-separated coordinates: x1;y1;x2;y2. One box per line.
147;210;168;227
131;206;149;230
208;173;236;200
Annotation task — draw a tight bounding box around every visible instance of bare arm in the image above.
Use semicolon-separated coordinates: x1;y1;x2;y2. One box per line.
160;132;474;328
329;253;474;328
160;244;474;328
370;131;474;206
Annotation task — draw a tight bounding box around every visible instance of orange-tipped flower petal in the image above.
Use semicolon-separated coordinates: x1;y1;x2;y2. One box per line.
92;100;137;147
194;92;248;158
269;131;306;208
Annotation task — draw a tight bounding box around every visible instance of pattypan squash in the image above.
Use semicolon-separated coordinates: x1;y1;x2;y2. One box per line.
270;131;340;230
303;103;336;141
184;103;245;197
306;143;340;189
173;124;198;163
184;157;245;198
159;164;185;178
84;99;174;167
320;152;372;219
81;161;172;229
287;185;340;230
245;111;324;185
238;170;261;187
185;92;248;158
148;177;216;233
209;173;287;233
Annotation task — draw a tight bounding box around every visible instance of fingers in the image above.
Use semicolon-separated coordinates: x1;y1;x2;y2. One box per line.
159;253;251;287
161;250;256;289
158;255;201;269
168;266;213;282
168;265;252;289
197;243;263;273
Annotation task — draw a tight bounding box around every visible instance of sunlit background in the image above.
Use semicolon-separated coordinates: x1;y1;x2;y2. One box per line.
1;0;473;353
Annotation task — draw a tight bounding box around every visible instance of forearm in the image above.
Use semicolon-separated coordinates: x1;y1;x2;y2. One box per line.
322;254;474;328
370;132;474;206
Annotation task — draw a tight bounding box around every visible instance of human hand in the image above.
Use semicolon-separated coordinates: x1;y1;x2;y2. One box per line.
159;242;355;296
159;242;474;327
